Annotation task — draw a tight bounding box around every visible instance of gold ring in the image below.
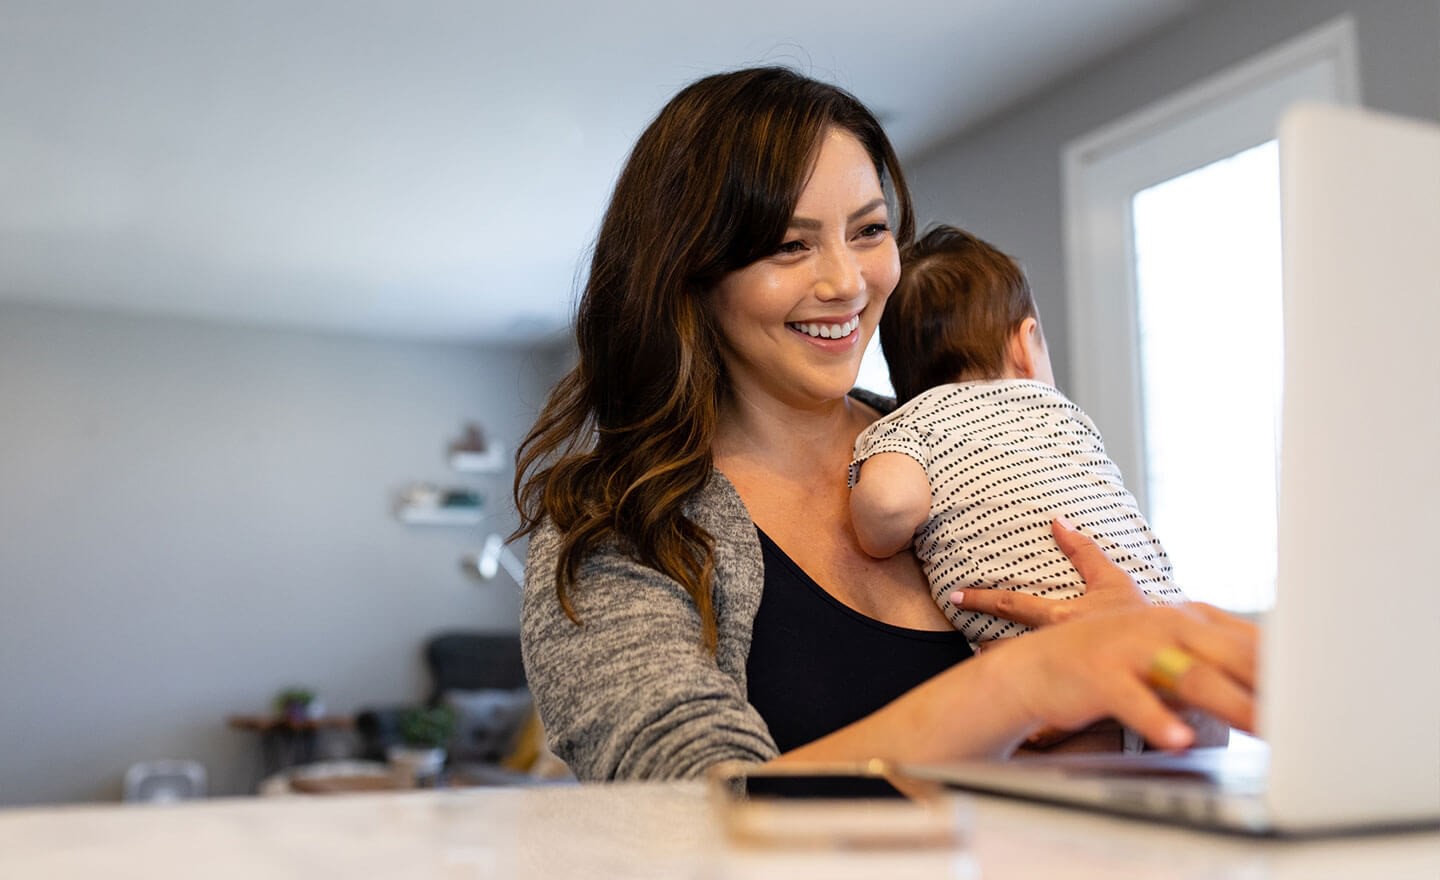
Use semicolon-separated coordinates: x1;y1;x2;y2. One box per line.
1147;646;1195;694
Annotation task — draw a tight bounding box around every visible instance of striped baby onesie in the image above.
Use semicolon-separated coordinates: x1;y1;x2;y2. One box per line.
849;379;1186;647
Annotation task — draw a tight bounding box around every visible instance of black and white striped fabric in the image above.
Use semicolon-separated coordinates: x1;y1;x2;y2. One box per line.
850;380;1185;646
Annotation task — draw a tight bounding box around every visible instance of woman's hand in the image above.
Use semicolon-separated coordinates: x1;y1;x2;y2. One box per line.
778;600;1257;766
980;602;1258;752
949;516;1150;627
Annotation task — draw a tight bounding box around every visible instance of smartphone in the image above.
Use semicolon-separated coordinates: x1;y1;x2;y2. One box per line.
708;759;968;849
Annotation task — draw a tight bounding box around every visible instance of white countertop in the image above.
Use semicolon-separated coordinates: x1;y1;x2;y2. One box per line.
1;782;1437;879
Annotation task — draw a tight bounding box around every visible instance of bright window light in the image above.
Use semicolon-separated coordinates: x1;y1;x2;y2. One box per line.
855;329;895;399
1131;140;1282;612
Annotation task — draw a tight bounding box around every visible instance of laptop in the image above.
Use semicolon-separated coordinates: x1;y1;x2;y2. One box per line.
910;103;1440;836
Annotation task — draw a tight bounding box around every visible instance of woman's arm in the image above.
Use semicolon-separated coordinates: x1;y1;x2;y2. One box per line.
526;499;1256;779
776;517;1255;764
521;497;779;781
773;602;1256;765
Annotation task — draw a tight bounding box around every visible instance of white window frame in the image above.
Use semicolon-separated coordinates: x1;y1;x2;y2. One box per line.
1061;16;1359;513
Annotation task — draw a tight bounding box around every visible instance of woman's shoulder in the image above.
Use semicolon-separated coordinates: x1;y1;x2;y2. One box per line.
520;469;775;780
686;469;754;535
525;470;763;609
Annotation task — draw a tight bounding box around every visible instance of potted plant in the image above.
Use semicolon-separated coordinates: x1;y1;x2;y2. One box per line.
273;687;321;724
388;705;456;786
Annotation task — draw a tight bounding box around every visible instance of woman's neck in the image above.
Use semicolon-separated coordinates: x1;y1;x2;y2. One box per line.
712;388;876;479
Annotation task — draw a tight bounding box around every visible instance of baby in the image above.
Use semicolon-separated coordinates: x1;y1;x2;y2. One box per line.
849;225;1187;655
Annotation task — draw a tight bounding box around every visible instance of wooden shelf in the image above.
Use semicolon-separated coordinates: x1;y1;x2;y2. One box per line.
227;714;354;733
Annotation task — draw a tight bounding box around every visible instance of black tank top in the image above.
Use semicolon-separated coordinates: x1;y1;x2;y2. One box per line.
745;527;973;753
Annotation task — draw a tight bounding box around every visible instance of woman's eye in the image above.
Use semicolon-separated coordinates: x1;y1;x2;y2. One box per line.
775;239;808;255
857;222;890;239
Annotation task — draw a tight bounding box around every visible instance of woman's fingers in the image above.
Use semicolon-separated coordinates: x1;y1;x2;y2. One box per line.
949;587;1074;627
1052;517;1149;607
1187;606;1259;691
1129;608;1257;736
948;518;1149;627
1182;602;1260;687
1050;515;1107;575
1167;658;1256;733
1001;604;1260;752
1101;674;1195;751
1167;606;1259;724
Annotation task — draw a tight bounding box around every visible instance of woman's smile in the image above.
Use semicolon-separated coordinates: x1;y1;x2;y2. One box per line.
786;314;862;341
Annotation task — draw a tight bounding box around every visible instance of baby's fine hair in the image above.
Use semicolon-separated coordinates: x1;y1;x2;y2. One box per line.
880;225;1038;404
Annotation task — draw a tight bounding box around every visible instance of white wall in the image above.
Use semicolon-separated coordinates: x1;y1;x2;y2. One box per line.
902;0;1440;388
0;303;565;805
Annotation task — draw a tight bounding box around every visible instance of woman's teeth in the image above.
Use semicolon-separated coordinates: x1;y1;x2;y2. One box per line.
789;316;860;339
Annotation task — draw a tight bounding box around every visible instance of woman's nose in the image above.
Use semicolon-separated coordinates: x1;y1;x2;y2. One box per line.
814;246;863;301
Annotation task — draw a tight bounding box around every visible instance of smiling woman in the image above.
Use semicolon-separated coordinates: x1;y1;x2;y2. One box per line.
512;66;1258;782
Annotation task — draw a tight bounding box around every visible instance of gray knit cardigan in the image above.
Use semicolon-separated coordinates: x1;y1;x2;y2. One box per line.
520;470;780;781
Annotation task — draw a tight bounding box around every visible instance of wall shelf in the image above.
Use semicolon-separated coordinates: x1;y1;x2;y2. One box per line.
449;446;506;474
393;425;502;529
396;504;484;527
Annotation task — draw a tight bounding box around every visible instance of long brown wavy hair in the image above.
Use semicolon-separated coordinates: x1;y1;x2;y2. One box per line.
513;67;915;650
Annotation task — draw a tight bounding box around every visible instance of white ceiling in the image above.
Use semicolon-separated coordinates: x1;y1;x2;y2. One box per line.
0;0;1198;344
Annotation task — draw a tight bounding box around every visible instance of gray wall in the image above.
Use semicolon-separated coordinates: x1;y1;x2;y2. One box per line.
904;0;1440;387
0;303;564;805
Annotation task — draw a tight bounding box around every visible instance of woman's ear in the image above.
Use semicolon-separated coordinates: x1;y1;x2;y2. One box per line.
1007;317;1041;379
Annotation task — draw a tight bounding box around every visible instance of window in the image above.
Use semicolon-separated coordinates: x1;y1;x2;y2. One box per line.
855;329;894;398
1132;141;1283;611
1063;18;1357;611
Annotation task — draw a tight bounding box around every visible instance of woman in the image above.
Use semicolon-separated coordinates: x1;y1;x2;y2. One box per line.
514;67;1255;781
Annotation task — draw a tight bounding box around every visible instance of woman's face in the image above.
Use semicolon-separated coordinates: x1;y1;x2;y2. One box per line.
712;128;900;411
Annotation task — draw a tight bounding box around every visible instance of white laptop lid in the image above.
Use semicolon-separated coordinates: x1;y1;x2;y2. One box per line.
1264;102;1440;830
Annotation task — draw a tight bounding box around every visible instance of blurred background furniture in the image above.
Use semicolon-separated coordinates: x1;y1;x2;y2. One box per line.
123;760;208;803
227;713;354;777
423;631;527;704
355;630;569;785
257;760;395;796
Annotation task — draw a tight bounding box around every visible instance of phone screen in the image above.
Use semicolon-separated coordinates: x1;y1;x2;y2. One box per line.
737;773;908;800
710;763;964;848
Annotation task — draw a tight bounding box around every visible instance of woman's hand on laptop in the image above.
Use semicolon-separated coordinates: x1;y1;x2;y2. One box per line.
976;602;1259;752
944;517;1257;750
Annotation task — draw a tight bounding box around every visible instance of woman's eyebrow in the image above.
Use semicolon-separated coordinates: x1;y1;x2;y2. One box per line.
787;198;889;230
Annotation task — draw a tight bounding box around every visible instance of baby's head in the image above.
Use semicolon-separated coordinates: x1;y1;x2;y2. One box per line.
880;224;1053;404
